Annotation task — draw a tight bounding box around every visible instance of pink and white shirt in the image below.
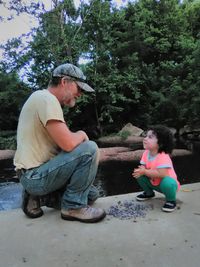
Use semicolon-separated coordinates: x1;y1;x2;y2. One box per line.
140;150;180;190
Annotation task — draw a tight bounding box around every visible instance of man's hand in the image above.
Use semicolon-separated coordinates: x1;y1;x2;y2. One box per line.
76;130;89;142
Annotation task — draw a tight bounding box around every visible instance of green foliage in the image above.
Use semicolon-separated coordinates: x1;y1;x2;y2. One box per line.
0;0;200;137
117;130;131;141
0;130;17;149
0;68;31;130
0;135;16;150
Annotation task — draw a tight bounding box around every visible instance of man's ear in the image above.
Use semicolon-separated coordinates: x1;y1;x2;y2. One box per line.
61;77;66;86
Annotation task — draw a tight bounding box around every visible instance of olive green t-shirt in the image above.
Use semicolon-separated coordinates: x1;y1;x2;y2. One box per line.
14;89;65;170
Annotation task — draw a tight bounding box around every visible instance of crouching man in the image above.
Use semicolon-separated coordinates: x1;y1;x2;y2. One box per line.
14;63;106;223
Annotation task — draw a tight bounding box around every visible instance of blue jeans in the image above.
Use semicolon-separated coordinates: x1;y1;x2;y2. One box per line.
20;141;100;210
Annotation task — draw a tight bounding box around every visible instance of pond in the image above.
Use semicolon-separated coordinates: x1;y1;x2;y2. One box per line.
1;149;200;210
95;151;200;196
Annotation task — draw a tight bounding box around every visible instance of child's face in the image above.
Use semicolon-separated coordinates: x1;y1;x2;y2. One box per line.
143;130;159;152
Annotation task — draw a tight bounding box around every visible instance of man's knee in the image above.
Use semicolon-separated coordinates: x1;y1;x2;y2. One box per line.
82;141;99;155
82;141;99;164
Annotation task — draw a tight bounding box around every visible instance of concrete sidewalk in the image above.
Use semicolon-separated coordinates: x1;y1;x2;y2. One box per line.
0;183;200;267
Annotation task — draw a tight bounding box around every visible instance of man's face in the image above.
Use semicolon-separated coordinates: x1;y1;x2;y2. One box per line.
61;79;82;107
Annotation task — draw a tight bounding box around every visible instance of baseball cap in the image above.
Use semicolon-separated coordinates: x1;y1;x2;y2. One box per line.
52;63;94;92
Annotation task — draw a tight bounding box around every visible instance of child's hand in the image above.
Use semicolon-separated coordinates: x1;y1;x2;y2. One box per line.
132;165;146;179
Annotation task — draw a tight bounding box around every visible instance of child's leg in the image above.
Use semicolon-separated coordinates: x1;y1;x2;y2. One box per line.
159;176;178;202
137;175;155;195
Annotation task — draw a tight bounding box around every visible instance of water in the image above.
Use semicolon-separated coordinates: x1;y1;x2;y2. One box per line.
0;182;22;210
0;159;22;211
95;152;200;196
1;150;200;210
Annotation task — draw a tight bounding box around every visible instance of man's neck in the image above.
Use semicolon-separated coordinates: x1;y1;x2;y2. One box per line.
48;86;62;103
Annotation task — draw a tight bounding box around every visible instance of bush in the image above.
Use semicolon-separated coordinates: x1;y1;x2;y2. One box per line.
0;135;17;150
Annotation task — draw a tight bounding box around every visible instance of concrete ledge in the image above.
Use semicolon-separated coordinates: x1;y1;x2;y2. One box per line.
0;183;200;267
99;148;192;163
0;149;15;160
0;148;193;162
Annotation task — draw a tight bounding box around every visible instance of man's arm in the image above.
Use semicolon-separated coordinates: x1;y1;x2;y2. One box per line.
46;120;89;152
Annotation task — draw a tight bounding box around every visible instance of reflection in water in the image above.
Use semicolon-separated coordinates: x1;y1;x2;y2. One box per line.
95;152;200;196
0;182;22;210
1;152;200;206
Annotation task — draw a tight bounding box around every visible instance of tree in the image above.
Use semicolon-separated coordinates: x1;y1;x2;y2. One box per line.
0;0;200;137
78;0;142;132
112;0;199;132
0;67;30;130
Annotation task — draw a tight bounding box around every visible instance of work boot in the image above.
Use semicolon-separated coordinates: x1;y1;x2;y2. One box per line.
61;206;106;223
22;190;43;219
40;187;65;210
40;190;63;210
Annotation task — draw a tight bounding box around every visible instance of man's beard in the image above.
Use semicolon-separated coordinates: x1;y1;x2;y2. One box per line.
61;99;75;108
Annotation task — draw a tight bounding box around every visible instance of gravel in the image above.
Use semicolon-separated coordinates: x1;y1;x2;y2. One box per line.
107;199;153;220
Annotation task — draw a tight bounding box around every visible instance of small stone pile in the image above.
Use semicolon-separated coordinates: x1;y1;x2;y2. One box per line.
107;199;153;220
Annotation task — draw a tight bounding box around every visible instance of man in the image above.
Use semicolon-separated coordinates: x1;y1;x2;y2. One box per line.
14;63;106;223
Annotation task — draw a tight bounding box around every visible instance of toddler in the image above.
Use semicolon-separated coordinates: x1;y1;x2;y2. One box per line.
132;125;180;212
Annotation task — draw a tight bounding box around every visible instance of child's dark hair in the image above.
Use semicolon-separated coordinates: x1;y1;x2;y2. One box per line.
149;125;174;154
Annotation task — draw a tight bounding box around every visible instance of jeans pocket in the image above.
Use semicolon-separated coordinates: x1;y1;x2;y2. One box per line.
24;168;41;180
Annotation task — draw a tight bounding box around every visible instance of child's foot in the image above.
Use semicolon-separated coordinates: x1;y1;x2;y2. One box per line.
136;192;155;201
162;201;176;212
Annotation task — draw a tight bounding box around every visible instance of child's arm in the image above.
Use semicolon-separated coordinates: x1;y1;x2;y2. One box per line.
132;165;168;179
